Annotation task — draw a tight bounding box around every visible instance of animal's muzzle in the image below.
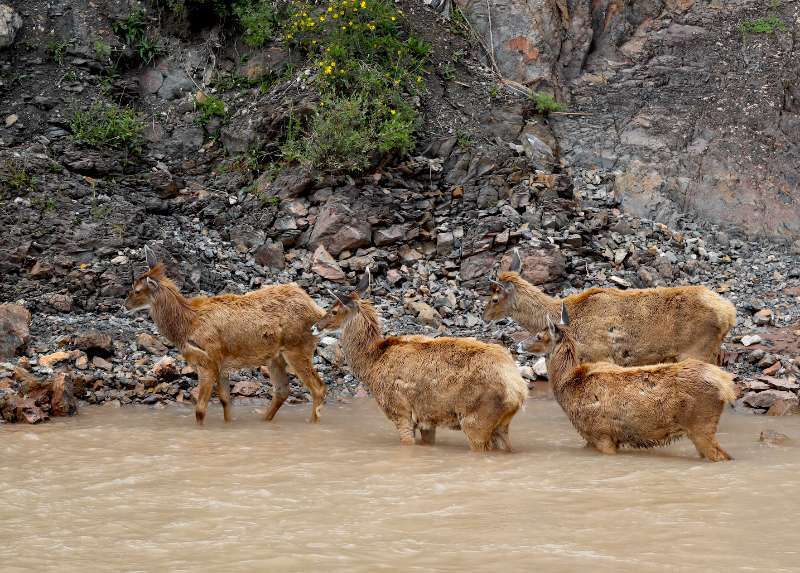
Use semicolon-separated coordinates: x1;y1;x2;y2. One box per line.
310;325;321;337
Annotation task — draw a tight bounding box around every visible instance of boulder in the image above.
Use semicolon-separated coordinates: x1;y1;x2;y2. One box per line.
460;252;496;282
373;224;409;247
72;330;113;357
0;304;30;360
311;244;346;282
309;201;372;256
0;4;22;49
232;380;261;397
406;301;442;328
136;332;168;355
254;239;285;269
499;246;566;285
743;390;798;410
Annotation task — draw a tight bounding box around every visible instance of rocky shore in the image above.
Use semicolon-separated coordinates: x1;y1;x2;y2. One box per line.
1;0;798;423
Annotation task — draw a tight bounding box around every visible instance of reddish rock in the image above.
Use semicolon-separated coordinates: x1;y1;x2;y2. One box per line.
311;245;346;281
232;380;261;397
152;356;179;381
499;246;566;285
136;332;168;355
0;303;31;360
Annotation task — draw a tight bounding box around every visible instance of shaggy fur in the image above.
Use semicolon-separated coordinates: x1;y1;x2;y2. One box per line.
315;275;528;452
124;249;326;425
485;270;736;366
542;307;735;462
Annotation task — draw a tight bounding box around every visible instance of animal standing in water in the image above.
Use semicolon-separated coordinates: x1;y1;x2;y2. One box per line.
530;304;735;462
124;245;327;425
313;269;528;451
485;249;736;365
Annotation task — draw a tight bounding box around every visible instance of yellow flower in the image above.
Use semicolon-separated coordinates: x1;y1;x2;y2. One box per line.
286;33;293;39
319;15;326;21
390;109;396;115
331;61;336;67
327;6;333;11
324;66;333;74
368;22;375;30
391;16;396;21
360;1;366;7
416;75;422;82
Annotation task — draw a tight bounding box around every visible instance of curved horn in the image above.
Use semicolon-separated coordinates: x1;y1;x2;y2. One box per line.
560;302;570;326
510;248;522;273
143;244;158;269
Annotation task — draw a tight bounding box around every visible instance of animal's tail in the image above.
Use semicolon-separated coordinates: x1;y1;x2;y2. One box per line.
702;364;737;404
501;363;529;410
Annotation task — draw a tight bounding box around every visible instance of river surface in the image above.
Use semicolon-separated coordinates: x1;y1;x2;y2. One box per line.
2;396;799;572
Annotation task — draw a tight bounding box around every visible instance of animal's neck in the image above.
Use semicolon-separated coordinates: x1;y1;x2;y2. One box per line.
509;277;560;332
547;335;580;397
340;301;385;383
149;283;196;347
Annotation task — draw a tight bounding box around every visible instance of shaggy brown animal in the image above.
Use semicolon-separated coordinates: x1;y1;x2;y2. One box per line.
538;304;735;462
484;249;736;365
313;270;528;452
124;246;327;425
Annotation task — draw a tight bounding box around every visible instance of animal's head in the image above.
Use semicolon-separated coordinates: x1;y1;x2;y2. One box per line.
483;248;522;321
517;329;552;355
312;268;371;335
124;245;165;313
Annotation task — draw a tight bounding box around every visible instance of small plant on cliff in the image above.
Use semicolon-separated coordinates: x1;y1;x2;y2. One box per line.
739;15;787;35
1;161;38;195
113;9;163;65
234;0;280;46
46;39;72;65
280;0;430;174
194;92;227;126
530;91;565;115
70;103;145;155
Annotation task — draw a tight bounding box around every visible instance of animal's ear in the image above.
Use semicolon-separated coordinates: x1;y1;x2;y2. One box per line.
355;266;371;298
145;276;160;290
510;248;522;273
560;303;570;326
546;315;556;337
330;289;355;309
144;245;158;269
490;279;513;294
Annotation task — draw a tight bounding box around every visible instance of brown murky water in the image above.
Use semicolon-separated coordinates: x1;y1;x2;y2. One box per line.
2;398;799;572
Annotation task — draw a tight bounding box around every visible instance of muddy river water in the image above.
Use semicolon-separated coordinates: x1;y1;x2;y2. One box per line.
2;396;799;572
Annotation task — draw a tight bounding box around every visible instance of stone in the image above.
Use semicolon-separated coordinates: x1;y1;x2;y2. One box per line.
436;232;455;256
759;430;793;445
743;390;798;410
399;245;423;264
759;376;800;391
257;165;314;199
309;201;372;256
386;269;403;285
39;351;73;369
520;127;555;169
761;362;781;376
0;304;30;360
741;335;762;347
152;356;179;381
460;252;496;282
499;246;566;285
766;398;800;417
157;68;194;99
238;46;290;80
139;68;164;95
75;355;88;370
91;356;113;371
29;260;53;278
406;301;442;328
753;308;773;326
230;224;266;252
72;330;113;357
49;373;77;417
532;356;548;377
0;4;22;49
232;380;261;397
311;245;346;282
136;332;168;354
373;225;408;247
254;239;285;270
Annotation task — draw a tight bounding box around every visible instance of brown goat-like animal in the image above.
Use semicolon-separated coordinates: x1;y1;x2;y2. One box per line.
484;249;736;366
313;270;528;452
124;246;327;425
537;304;735;461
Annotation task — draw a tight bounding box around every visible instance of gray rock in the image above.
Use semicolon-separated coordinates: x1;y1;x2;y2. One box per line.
254;239;285;269
743;390;798;410
311;244;346;282
0;304;30;360
309;201;372;256
460;252;495;282
0;4;22;49
373;224;408;247
498;246;565;285
139;68;164;95
157;69;194;100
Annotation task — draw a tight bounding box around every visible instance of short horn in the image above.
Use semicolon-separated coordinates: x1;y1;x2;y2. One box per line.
144;244;158;269
356;266;371;297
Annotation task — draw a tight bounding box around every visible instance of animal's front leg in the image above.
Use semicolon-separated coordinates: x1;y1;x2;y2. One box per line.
392;416;415;446
195;366;218;425
419;427;437;445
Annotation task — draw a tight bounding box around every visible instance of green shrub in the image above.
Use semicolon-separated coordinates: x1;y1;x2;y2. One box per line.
281;0;430;173
113;9;163;65
70;103;145;154
530;91;565;115
1;161;38;195
195;93;227;125
739;15;787;34
46;40;71;65
233;0;279;46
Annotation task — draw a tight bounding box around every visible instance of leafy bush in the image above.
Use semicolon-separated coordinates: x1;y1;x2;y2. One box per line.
1;161;37;195
233;0;279;46
739;15;787;34
70;103;145;154
280;0;430;174
194;93;227;125
530;91;565;115
113;9;163;65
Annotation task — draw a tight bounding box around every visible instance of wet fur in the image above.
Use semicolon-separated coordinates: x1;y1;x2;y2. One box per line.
486;273;736;366
125;262;327;425
545;320;735;461
316;296;528;452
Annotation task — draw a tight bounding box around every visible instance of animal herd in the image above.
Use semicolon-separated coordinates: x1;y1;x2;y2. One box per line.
125;246;739;461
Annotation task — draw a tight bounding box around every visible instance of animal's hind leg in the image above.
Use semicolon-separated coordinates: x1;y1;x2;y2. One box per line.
592;436;618;455
194;366;218;426
392;416;415;446
688;431;733;462
264;355;290;422
419;427;436;445
461;417;493;452
217;372;232;423
283;347;327;423
491;424;513;452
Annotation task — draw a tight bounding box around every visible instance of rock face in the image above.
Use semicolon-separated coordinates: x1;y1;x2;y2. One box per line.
309;200;372;256
0;4;22;49
0;304;31;360
459;0;800;240
0;370;78;424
